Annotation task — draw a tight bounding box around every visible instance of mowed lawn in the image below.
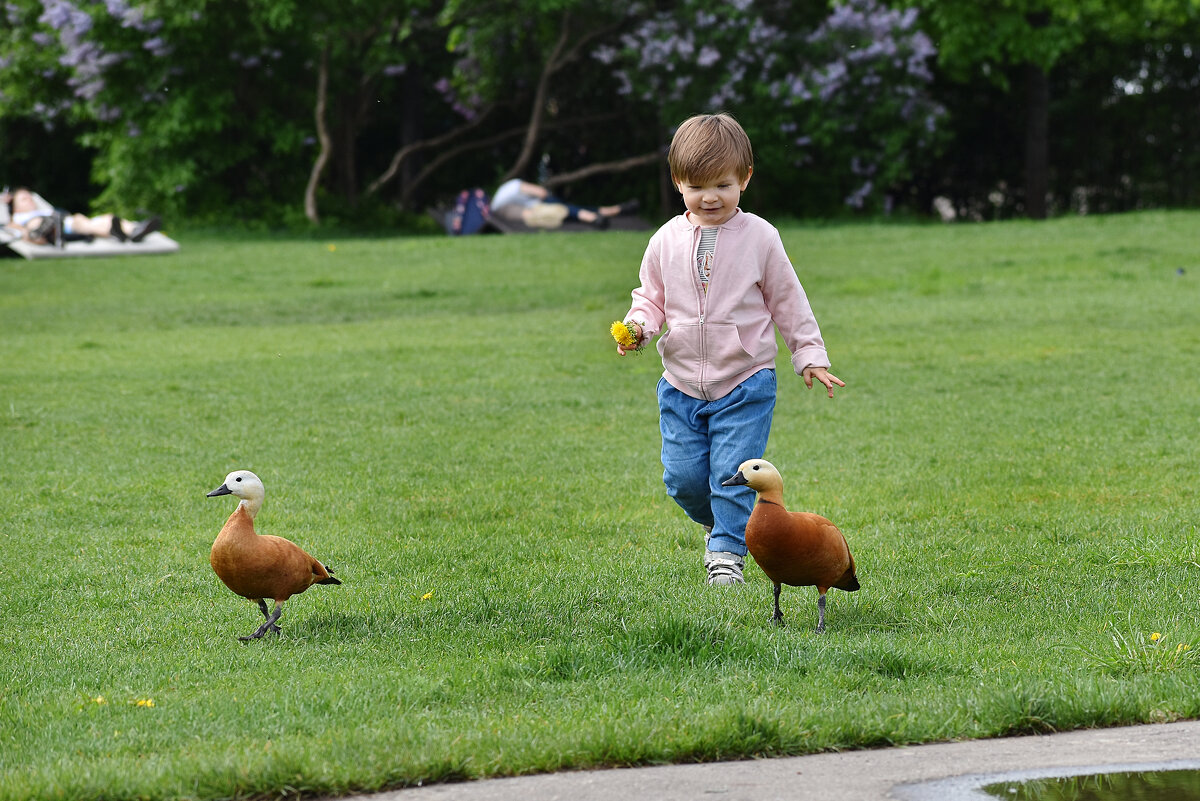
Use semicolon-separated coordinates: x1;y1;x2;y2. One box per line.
1;211;1198;800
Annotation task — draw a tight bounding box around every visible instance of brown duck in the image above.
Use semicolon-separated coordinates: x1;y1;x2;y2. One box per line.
723;459;858;632
207;470;341;640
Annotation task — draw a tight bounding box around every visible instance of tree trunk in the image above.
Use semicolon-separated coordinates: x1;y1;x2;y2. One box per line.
304;45;332;225
501;15;572;183
400;64;425;205
1024;62;1049;220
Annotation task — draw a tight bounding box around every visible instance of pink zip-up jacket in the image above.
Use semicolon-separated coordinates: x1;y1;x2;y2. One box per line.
625;209;830;401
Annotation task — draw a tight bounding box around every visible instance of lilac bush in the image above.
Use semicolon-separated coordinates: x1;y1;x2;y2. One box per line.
596;0;944;212
0;0;322;216
1;0;943;219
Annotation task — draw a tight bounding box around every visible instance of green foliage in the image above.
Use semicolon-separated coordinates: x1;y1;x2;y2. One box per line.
2;213;1200;799
1;1;1198;221
898;0;1200;81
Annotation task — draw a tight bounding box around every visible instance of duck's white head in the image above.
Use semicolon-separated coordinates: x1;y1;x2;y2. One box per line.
721;458;784;495
207;470;266;517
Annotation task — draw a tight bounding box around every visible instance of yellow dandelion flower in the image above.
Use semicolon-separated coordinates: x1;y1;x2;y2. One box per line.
611;321;640;350
327;244;337;252
93;696;106;705
421;591;433;601
135;698;155;708
1151;632;1162;642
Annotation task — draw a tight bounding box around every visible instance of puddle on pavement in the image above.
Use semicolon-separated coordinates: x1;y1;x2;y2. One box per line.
983;769;1200;800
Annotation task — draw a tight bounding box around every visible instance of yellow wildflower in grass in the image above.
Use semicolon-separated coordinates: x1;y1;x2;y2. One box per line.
135;698;155;708
93;696;106;705
611;321;641;351
421;591;434;601
1151;632;1162;642
327;244;337;252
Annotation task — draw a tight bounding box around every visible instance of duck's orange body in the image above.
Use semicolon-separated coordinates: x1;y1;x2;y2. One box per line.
724;459;858;631
210;505;336;603
207;470;340;641
746;504;858;595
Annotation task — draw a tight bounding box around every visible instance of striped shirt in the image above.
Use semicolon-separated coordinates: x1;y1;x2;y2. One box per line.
697;226;718;292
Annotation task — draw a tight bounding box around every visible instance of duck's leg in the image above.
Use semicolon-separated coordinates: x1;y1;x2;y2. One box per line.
253;599;282;635
771;582;785;625
816;591;827;634
241;602;283;641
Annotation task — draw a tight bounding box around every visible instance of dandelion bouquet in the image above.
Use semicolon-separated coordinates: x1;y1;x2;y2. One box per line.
611;321;642;353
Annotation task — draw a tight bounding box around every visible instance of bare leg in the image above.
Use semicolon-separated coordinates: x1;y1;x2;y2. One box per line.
816;592;827;634
578;205;626;222
241;601;283;640
66;213;126;238
772;582;784;625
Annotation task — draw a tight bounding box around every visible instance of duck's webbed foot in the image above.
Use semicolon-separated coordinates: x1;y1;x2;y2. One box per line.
240;602;283;641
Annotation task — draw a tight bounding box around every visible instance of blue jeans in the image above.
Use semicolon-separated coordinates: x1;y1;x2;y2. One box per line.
658;369;776;555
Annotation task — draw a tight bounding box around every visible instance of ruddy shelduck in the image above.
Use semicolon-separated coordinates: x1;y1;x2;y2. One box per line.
722;459;858;632
206;470;341;640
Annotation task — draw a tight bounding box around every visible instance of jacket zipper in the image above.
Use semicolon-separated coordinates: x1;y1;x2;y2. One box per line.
695;227;710;399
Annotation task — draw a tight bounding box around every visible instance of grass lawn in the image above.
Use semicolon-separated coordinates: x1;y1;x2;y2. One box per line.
1;210;1198;800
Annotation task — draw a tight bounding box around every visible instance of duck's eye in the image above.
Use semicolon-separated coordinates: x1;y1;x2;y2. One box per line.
235;477;242;482
752;465;760;471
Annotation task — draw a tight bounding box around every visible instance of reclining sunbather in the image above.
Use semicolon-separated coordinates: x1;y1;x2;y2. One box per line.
490;180;637;230
2;187;160;246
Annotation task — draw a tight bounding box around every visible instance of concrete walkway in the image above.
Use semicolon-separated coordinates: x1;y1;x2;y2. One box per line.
345;721;1200;801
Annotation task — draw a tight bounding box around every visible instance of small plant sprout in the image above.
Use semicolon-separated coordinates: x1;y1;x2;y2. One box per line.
1085;629;1197;676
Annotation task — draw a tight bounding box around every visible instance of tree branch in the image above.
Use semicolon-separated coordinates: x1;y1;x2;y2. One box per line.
398;123;531;208
364;104;498;198
543;150;663;189
394;113;628;209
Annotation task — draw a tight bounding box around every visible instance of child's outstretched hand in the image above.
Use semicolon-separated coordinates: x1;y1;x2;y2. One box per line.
803;366;845;398
614;321;644;356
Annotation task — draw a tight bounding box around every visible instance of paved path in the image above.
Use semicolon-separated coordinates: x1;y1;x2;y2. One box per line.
342;721;1200;801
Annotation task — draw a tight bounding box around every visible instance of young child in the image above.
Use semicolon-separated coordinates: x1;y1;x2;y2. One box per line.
616;113;844;586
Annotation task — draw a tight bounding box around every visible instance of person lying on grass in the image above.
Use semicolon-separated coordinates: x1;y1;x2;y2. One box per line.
3;187;160;245
615;112;844;587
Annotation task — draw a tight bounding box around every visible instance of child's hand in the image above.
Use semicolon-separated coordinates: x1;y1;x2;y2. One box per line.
803;366;845;398
616;322;644;356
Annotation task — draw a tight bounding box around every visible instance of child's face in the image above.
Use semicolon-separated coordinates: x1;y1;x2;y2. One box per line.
674;168;752;226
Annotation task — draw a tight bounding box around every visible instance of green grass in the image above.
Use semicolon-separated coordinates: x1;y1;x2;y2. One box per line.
1;211;1199;800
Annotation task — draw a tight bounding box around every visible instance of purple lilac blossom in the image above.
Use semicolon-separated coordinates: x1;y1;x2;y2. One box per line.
696;45;720;68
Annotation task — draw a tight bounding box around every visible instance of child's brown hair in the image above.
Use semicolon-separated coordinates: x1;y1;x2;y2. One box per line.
667;113;754;184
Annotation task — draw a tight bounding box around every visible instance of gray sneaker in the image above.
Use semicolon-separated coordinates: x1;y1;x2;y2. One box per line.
704;551;745;586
